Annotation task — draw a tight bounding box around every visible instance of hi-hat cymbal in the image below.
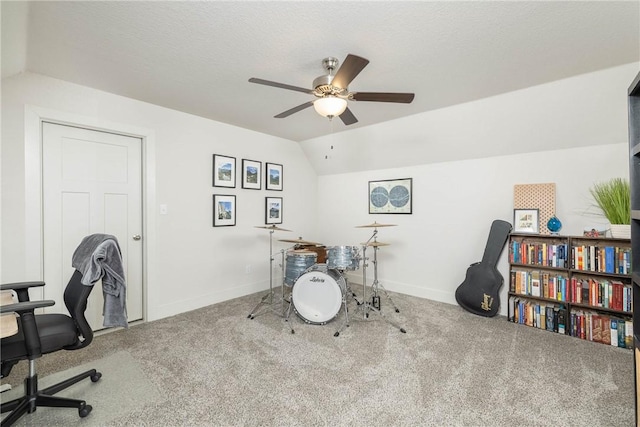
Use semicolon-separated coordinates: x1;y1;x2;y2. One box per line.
279;237;321;245
356;221;397;228
361;241;391;247
254;225;291;232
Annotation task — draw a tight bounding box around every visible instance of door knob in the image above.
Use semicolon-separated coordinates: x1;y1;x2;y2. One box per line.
132;234;141;241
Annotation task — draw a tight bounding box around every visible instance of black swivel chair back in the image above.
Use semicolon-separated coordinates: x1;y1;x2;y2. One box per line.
0;270;102;426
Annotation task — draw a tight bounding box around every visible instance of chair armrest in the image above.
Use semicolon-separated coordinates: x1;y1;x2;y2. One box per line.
1;281;46;302
0;300;55;315
0;281;45;291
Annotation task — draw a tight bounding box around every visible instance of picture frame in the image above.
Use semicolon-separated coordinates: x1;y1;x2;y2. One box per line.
368;178;412;214
265;197;283;224
265;162;283;191
213;194;236;227
241;159;262;190
213;154;236;188
513;208;539;234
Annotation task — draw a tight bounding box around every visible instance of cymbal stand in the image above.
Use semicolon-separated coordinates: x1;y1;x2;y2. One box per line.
360;229;406;333
248;228;285;319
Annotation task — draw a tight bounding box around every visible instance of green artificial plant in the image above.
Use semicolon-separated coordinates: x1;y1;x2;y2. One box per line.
589;177;631;225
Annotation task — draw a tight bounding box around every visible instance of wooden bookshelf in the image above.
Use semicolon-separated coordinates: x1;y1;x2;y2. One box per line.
507;233;632;349
627;69;640;427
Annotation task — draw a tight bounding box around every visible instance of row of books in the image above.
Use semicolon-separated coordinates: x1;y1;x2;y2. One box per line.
508;296;567;334
569;309;632;349
509;241;568;268
510;269;568;301
568;277;632;312
571;244;631;275
508;296;634;349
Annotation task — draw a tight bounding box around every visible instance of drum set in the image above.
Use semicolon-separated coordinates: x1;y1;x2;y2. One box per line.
248;222;406;336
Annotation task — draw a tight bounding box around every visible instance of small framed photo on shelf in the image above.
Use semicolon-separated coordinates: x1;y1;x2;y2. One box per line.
213;194;236;227
513;208;539;234
213;154;236;188
241;159;262;190
368;178;412;214
265;162;283;191
265;197;283;224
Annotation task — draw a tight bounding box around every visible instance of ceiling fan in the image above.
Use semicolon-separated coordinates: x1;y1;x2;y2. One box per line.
249;54;415;125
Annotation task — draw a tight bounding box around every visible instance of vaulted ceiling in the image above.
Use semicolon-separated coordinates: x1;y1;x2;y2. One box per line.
2;1;639;142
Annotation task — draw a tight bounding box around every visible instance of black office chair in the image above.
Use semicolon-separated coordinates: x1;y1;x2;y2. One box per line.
0;270;101;426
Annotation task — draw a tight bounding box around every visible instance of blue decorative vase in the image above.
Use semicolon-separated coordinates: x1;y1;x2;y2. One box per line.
547;215;562;235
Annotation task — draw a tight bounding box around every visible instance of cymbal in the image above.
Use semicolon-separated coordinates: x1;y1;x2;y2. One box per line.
361;241;391;247
279;237;321;245
254;225;291;232
356;221;397;228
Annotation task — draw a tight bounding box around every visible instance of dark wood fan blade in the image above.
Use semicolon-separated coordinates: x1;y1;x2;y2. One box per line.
249;78;314;95
331;54;369;89
339;107;358;125
351;92;415;103
274;101;314;118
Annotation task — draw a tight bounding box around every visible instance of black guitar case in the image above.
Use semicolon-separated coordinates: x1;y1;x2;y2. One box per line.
455;219;512;317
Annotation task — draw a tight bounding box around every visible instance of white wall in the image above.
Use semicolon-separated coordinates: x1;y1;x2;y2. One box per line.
301;63;637;176
319;143;627;316
310;63;637;316
2;62;636;322
1;72;319;321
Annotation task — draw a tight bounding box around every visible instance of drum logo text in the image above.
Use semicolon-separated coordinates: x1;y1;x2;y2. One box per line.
310;276;325;283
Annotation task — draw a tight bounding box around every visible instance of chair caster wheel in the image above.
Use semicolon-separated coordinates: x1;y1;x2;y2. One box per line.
79;404;92;418
248;315;254;320
395;309;400;313
291;330;295;334
400;328;406;333
334;332;339;337
91;372;102;382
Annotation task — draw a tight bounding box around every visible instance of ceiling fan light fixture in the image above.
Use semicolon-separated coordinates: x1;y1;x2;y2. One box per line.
313;96;347;118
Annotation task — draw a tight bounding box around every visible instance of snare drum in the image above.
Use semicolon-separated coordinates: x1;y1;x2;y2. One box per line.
284;250;317;286
326;246;360;270
292;264;346;324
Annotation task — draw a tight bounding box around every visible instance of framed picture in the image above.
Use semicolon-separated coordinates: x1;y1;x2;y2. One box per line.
513;208;539;234
265;197;283;224
368;178;412;214
265;162;283;191
242;159;262;190
213;194;236;227
213;154;236;188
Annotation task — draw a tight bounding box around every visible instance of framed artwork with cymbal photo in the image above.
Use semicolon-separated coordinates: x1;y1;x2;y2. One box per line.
368;178;412;214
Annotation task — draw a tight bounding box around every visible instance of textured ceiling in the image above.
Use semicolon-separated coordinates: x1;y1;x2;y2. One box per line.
2;1;639;142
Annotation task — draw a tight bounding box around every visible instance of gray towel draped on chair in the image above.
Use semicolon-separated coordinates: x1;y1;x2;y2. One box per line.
71;234;128;328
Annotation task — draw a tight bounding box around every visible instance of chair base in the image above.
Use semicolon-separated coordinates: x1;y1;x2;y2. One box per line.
1;368;101;427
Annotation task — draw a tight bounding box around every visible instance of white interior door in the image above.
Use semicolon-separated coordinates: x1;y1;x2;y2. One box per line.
42;122;143;330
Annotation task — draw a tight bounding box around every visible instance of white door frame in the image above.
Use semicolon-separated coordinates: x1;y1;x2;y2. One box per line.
24;105;156;322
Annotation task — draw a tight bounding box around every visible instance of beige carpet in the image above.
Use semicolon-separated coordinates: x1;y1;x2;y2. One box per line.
1;288;634;426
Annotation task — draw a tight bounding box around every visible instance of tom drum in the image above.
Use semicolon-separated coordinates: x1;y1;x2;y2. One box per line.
284;250;317;286
326;246;360;271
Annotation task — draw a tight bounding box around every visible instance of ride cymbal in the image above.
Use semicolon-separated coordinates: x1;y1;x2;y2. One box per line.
254;225;292;232
355;221;397;228
279;237;321;245
361;241;391;247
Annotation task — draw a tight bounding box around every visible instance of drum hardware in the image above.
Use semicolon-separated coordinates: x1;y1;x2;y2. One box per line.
358;226;406;334
248;225;291;320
